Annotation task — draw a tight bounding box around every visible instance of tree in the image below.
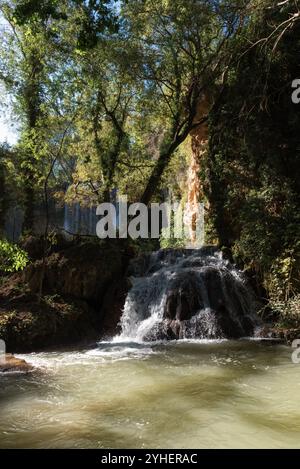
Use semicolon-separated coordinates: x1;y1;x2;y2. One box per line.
73;41;134;203
121;0;250;205
0;144;9;235
0;0;119;233
0;1;52;232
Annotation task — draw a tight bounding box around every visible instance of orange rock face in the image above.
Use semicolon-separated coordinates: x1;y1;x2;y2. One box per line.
184;96;209;246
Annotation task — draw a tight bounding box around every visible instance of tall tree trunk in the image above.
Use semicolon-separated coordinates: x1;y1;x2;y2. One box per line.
23;175;35;233
93;96;126;204
0;152;7;237
22;52;43;234
141;151;172;206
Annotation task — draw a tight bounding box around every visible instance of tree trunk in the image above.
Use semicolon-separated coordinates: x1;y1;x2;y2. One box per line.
22;52;43;234
141;153;171;206
141;135;184;206
141;102;208;206
23;179;35;233
0;154;7;236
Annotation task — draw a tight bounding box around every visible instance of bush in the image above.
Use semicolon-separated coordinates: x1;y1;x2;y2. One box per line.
270;294;300;329
0;239;29;273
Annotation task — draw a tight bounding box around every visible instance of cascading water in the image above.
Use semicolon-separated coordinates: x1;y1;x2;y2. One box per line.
117;247;261;342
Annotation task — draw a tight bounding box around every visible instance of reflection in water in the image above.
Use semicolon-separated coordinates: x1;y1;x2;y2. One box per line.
0;340;299;448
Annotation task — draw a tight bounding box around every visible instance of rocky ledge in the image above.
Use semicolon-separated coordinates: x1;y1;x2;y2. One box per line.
0;239;133;353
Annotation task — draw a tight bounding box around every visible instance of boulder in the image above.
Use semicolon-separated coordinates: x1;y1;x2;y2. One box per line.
0;354;33;373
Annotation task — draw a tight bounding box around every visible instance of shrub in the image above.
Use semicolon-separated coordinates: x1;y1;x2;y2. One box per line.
0;239;29;273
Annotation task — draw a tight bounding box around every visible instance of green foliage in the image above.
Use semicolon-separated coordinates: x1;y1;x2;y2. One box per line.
13;0;66;24
11;0;119;49
205;1;300;306
1;0;300;320
271;294;300;329
160;208;187;249
0;144;24;233
160;235;186;250
1;0;249;221
0;239;28;272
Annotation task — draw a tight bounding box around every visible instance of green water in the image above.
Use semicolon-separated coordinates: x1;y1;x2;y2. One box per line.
0;340;300;448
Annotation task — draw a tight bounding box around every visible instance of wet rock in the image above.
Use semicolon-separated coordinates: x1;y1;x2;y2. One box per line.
0;354;33;373
143;320;179;341
101;276;132;336
164;273;202;321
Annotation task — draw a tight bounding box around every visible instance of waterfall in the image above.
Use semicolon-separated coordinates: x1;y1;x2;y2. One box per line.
63;203;97;236
117;247;261;342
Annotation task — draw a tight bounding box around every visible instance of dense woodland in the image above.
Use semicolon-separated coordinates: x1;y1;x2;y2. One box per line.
0;0;300;330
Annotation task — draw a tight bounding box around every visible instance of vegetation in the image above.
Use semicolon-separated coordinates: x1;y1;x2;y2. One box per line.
0;239;28;272
0;0;300;327
205;0;300;322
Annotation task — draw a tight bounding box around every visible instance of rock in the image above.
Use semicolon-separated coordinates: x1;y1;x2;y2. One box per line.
0;240;134;351
159;266;258;339
0;354;33;373
123;248;262;341
21;234;75;261
259;326;300;345
20;235;44;260
100;277;132;336
0;288;100;352
164;274;202;321
23;242;123;306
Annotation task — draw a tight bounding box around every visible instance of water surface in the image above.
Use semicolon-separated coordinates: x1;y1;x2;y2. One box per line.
0;340;299;448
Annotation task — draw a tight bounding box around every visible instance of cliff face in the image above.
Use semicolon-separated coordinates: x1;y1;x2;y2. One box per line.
184;96;209;246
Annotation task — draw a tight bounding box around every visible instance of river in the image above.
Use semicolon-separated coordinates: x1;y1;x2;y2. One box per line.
0;339;299;448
